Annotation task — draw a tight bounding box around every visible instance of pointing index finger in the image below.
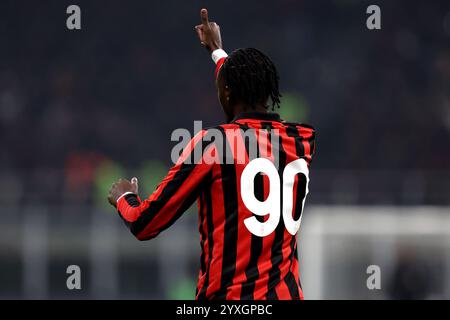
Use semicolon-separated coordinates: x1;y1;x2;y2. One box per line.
200;8;209;26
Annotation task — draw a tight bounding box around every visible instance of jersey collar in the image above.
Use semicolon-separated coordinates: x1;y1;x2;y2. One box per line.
231;112;282;123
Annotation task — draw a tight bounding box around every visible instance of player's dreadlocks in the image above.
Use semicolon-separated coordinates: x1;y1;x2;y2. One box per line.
220;48;281;110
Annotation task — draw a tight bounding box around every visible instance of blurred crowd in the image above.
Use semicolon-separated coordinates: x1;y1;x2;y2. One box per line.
0;0;449;205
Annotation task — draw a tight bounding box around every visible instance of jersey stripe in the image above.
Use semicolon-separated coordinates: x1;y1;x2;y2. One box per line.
238;123;264;300
204;164;226;298
197;182;215;299
266;123;287;299
274;125;300;299
221;127;250;299
282;125;306;299
216;126;239;299
196;194;205;297
252;121;277;300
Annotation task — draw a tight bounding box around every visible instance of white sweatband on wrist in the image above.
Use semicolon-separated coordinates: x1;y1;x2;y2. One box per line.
211;49;228;64
117;191;135;203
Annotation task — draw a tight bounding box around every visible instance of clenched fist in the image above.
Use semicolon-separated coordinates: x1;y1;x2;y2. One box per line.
108;177;138;207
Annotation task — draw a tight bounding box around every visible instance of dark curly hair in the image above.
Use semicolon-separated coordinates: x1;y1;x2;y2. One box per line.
220;48;281;110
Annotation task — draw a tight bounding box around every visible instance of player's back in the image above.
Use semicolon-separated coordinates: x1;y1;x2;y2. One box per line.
196;112;316;300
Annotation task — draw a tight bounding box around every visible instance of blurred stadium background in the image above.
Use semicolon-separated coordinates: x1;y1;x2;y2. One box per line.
0;0;449;299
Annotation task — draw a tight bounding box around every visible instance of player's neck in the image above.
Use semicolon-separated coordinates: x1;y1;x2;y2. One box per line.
232;103;268;118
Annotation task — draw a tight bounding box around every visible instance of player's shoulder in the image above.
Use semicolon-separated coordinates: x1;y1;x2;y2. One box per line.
282;120;316;135
202;121;316;136
190;124;240;143
202;123;242;133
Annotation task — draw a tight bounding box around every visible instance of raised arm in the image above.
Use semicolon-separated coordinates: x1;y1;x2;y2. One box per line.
107;9;224;241
195;8;222;53
194;8;228;77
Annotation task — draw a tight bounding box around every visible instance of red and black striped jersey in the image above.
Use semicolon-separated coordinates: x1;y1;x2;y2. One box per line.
116;111;316;300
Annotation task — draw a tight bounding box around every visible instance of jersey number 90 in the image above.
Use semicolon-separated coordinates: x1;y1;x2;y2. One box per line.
240;158;310;237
